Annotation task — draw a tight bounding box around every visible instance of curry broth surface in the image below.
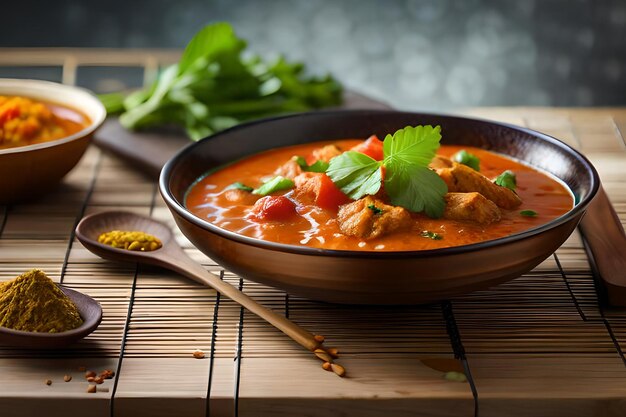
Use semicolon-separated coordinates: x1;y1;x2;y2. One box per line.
0;97;90;150
186;140;573;251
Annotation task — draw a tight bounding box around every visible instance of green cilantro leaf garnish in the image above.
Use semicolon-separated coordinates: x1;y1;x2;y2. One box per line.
382;125;443;167
326;151;383;199
420;231;443;240
227;182;254;192
382;126;448;218
326;125;448;218
520;209;538;217
252;176;294;196
384;164;447;218
293;156;329;173
367;204;384;215
494;170;517;191
452;149;480;171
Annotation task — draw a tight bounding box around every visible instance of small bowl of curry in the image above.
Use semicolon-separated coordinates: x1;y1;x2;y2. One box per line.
0;78;106;203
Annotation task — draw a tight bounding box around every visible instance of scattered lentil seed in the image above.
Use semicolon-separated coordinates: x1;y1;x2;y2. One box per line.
45;379;52;386
313;334;325;343
94;377;104;385
321;362;332;371
87;384;97;393
98;231;162;252
444;371;467;382
63;375;72;382
330;363;346;377
86;377;96;383
100;370;115;379
313;349;333;362
193;349;205;359
326;347;339;358
85;371;96;379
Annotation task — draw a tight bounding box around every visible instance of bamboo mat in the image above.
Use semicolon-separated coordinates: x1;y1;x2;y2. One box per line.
0;108;625;417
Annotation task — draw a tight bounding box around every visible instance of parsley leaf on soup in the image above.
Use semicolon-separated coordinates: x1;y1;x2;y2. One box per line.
293;156;329;173
253;176;294;196
452;149;480;171
228;182;254;192
326;125;448;218
384;164;448;218
326;151;382;200
367;204;384;215
420;230;443;240
494;170;517;191
383;126;448;218
383;125;442;167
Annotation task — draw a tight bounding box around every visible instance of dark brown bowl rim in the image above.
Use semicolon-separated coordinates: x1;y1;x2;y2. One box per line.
0;286;103;339
159;110;600;259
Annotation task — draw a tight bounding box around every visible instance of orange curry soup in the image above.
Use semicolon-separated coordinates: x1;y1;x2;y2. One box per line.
0;96;90;150
186;140;574;251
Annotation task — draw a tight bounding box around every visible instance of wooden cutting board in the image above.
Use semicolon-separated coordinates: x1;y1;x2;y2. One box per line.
94;91;391;178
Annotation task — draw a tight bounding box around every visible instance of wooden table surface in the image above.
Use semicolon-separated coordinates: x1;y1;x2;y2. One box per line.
1;107;625;417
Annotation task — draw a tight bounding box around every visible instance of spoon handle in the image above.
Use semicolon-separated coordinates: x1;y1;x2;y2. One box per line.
160;246;322;352
579;185;626;306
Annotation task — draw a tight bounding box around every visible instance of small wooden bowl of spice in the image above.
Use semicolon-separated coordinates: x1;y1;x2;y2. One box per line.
0;269;102;348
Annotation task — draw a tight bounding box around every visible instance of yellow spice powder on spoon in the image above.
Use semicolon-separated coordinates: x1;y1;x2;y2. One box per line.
0;269;83;333
98;230;162;251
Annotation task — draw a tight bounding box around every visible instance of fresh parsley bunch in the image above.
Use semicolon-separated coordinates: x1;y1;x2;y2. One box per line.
326;125;448;218
102;23;342;140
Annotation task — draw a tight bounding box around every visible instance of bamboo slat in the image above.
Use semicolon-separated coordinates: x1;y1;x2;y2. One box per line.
0;358;119;417
0;108;625;416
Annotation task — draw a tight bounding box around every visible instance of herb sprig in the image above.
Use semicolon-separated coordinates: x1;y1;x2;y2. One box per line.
367;204;384;215
420;231;443;240
326;125;448;218
228;182;253;192
452;149;480;171
495;170;517;191
252;176;294;196
102;23;342;140
294;156;329;173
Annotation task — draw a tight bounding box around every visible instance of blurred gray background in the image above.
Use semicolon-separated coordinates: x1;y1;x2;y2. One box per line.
1;0;625;110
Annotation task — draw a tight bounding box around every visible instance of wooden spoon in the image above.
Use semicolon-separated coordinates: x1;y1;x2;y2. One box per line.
579;185;626;307
75;211;324;352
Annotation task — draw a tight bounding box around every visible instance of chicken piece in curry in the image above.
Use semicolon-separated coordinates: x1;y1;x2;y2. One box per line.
186;127;573;251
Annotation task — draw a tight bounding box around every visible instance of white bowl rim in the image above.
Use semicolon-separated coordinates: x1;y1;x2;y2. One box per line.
0;78;106;155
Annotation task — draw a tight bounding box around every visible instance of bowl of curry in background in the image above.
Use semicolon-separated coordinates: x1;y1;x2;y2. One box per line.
160;110;599;305
0;78;106;204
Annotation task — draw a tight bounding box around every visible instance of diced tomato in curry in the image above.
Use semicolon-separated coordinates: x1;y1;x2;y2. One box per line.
294;173;351;210
250;196;297;221
186;139;573;251
350;135;384;160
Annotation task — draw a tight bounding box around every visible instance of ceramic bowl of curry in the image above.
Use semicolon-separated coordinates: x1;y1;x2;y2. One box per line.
160;110;599;304
0;79;106;204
